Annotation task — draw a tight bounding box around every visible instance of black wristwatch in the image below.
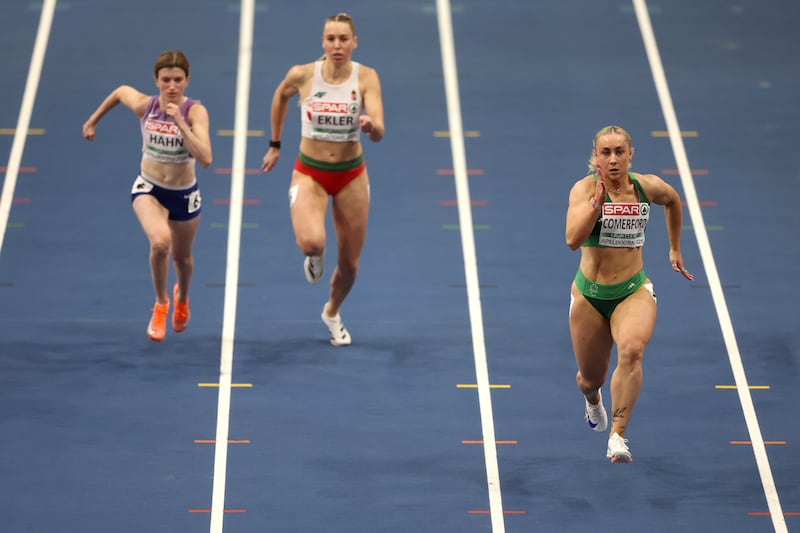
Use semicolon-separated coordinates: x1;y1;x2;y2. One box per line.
269;140;281;149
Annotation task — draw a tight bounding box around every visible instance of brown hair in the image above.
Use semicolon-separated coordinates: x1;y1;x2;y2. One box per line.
587;125;633;173
319;13;356;61
153;50;190;78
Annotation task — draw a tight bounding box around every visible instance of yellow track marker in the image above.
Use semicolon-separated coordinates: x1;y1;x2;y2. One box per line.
651;130;698;137
433;130;480;137
198;383;253;388
217;129;264;136
0;128;45;135
715;385;770;390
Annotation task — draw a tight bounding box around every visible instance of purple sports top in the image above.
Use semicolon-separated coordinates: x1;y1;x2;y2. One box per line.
140;95;196;163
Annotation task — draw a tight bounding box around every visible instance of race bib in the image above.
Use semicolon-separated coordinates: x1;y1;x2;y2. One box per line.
597;202;650;247
187;189;202;214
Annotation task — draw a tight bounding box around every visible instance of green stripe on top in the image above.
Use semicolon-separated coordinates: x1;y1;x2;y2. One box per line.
298;152;363;172
311;127;359;134
146;146;189;156
595;172;650;203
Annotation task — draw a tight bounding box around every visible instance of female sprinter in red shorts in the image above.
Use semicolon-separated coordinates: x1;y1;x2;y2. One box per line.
261;13;384;346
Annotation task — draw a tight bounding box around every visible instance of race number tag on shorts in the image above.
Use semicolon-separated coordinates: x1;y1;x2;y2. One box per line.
187;189;201;214
598;202;650;247
131;175;154;194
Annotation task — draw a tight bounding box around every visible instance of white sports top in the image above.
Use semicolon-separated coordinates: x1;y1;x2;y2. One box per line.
301;61;362;142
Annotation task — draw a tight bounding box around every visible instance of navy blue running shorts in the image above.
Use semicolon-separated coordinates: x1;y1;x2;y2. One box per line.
130;174;201;221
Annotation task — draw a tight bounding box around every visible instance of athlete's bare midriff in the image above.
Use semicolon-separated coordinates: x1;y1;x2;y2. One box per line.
140;158;196;187
579;246;644;285
299;137;362;163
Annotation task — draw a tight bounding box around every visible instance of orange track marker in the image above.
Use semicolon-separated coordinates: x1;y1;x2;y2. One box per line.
440;200;488;206
661;168;708;175
0;166;37;173
213;198;262;205
681;200;717;206
457;384;510;389
0;197;32;203
461;440;517;445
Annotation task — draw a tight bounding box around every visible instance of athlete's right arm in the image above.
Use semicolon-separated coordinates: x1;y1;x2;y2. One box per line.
82;85;148;141
565;176;602;250
262;65;307;172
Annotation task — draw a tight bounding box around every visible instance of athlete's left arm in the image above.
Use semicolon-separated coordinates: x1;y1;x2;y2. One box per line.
642;173;693;279
171;102;213;168
359;66;384;142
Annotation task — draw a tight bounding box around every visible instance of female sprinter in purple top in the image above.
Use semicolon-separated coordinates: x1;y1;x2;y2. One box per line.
83;50;212;342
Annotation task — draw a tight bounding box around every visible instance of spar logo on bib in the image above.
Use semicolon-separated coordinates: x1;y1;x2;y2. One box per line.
308;102;351;114
602;203;649;217
145;120;180;136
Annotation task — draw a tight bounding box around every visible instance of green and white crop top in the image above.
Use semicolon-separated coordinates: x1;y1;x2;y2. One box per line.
582;173;651;248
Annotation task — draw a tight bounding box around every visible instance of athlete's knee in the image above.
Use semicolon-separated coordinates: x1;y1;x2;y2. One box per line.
294;223;325;254
616;339;646;367
296;237;324;257
337;254;360;277
577;370;606;393
150;235;171;258
172;254;193;270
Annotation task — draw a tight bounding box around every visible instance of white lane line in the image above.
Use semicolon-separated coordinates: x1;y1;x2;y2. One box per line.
632;2;787;532
435;1;505;531
0;0;57;256
209;0;254;531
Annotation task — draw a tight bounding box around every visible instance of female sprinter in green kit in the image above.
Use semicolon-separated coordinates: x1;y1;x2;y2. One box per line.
565;125;693;463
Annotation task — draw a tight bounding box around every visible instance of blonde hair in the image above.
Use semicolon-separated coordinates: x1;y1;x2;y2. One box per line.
587;125;632;173
319;13;356;61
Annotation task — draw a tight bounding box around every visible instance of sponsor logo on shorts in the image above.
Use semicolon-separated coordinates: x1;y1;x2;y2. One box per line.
588;283;599;297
